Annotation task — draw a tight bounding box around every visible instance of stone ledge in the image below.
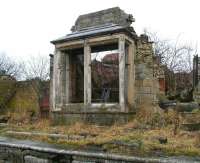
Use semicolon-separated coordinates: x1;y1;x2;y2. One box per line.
51;112;135;126
53;103;125;113
5;131;88;141
0;137;196;163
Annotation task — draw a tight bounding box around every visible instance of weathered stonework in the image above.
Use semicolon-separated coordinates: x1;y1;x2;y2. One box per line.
193;55;200;103
135;34;158;106
71;7;134;32
1;137;196;163
50;7;161;125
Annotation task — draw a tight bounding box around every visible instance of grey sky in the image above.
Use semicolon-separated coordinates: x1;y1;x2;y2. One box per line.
0;0;199;60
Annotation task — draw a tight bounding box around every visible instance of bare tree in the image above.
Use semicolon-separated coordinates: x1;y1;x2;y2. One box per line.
0;52;23;79
22;55;50;115
146;31;196;73
146;31;197;95
23;55;49;80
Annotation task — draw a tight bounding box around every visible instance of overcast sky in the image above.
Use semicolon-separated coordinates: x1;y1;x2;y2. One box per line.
0;0;199;60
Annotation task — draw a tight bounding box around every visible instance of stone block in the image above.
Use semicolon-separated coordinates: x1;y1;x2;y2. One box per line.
51;112;135;126
138;87;152;94
72;7;134;32
142;79;153;87
24;156;51;163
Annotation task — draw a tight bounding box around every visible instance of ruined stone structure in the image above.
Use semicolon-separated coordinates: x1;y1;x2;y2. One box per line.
50;7;159;125
193;55;200;87
135;34;160;104
153;56;165;95
193;55;200;103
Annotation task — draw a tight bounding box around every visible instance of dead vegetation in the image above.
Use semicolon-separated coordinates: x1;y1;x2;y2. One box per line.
2;106;200;157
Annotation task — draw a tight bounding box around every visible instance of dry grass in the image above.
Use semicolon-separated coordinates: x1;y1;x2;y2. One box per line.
135;102;165;128
6;118;200;156
4;106;200;157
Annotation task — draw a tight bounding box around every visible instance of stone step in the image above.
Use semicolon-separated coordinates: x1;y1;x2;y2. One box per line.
181;123;200;131
5;131;89;141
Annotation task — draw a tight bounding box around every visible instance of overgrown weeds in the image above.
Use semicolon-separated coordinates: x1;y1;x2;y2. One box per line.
3;104;200;157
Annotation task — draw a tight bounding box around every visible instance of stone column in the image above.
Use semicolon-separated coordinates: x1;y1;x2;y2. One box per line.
65;53;70;103
52;49;62;111
119;36;126;112
127;42;135;109
49;54;54;111
60;52;66;107
52;49;67;111
84;40;91;105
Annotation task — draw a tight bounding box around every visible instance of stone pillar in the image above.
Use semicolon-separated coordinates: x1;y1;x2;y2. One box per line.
52;50;67;111
65;53;70;103
127;43;135;109
49;54;54;111
119;36;126;112
84;40;91;105
52;49;61;111
60;52;66;106
49;54;54;80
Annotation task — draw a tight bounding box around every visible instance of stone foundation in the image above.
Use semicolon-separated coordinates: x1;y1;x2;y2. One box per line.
51;111;135;126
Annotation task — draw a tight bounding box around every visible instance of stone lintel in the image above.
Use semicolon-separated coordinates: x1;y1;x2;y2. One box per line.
54;33;132;50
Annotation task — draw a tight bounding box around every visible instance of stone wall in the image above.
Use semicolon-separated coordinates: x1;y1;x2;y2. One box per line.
50;103;135;125
0;79;16;111
193;82;200;103
7;81;39;114
4;80;50;120
0;138;190;163
135;34;158;106
51;112;135;126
